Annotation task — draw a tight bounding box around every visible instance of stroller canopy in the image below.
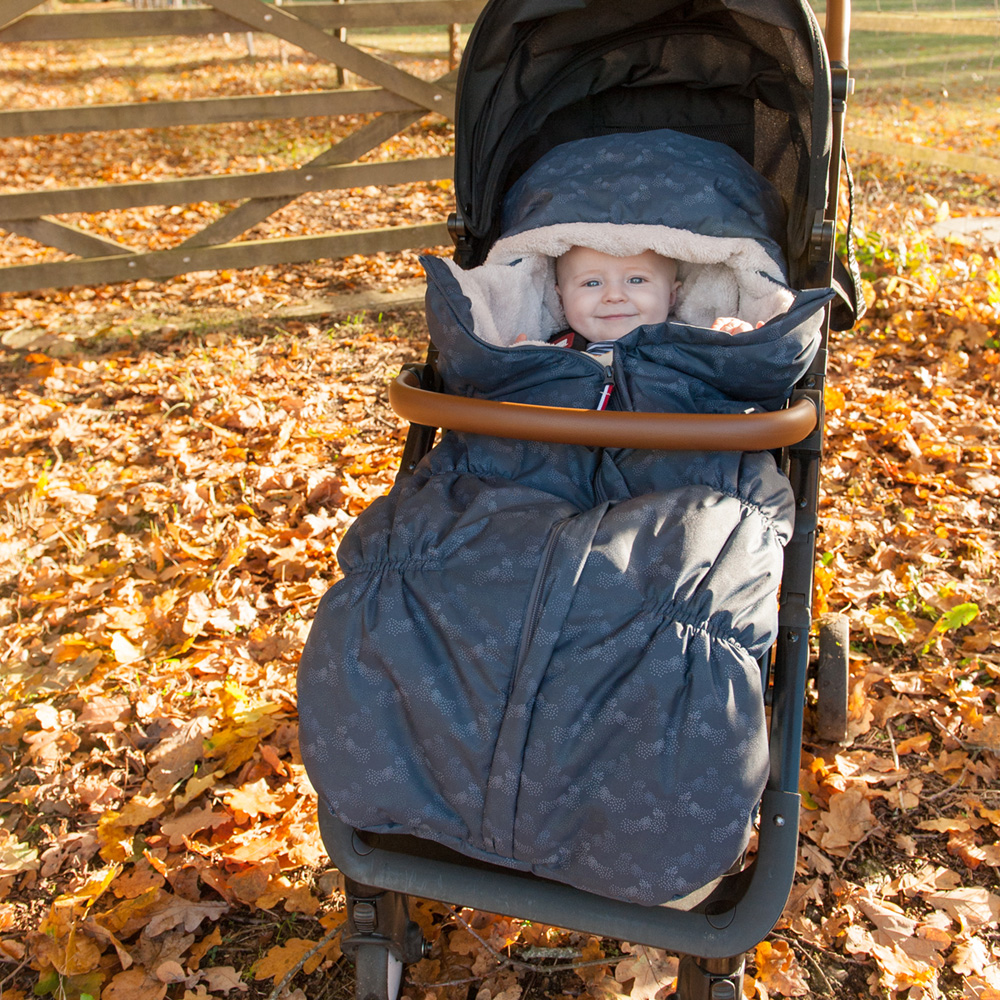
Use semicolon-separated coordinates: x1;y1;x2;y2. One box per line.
453;0;832;273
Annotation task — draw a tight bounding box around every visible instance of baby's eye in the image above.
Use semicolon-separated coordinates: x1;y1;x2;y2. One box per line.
584;279;601;287
627;276;647;284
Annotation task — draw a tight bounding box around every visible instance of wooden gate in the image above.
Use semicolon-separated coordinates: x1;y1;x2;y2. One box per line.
0;0;487;294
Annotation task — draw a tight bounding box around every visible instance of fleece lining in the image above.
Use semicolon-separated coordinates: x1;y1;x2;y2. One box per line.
431;221;797;348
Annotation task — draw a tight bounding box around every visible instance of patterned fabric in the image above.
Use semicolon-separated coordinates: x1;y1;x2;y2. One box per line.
487;129;796;330
297;130;833;905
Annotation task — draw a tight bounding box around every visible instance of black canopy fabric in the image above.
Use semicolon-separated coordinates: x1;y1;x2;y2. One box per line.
452;0;831;275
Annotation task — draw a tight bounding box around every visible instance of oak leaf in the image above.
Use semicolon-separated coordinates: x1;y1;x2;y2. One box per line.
572;935;607;985
144;897;229;937
103;967;169;1000
222;777;288;818
146;717;214;792
857;895;917;947
112;863;167;900
32;919;104;978
96;888;171;938
224;865;272;905
154;959;187;983
0;939;24;960
253;937;328;981
199;965;248;992
814;786;876;853
869;942;939;995
923;886;1000;932
160;806;232;847
98;797;167;862
614;943;677;999
110;632;144;664
187;926;223;970
753;940;808;997
133;927;197;975
0;832;39;875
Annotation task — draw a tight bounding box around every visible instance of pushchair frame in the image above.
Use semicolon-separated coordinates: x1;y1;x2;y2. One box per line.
312;0;857;995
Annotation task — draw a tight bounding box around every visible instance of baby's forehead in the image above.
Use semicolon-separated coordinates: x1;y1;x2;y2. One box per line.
556;246;675;280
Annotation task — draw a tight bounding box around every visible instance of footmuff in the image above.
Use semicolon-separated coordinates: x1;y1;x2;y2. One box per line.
297;130;832;905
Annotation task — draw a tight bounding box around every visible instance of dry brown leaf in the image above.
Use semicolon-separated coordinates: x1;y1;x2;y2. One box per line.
103;967;169;1000
573;936;608;985
614;943;678;999
222;777;288;818
814;786;876;853
144;897;229;937
187;926;224;971
923;886;1000;932
858;894;918;946
160;806;232;847
198;965;248;993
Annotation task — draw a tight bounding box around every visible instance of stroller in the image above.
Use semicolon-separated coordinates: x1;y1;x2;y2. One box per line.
299;0;860;995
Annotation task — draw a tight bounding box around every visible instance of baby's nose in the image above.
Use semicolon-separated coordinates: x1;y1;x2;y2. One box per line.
603;283;627;300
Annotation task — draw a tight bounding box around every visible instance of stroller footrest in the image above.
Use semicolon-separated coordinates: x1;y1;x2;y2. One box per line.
319;789;800;959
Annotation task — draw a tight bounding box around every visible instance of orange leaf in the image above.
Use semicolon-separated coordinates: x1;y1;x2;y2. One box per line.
754;940;809;997
896;733;932;755
254;938;326;981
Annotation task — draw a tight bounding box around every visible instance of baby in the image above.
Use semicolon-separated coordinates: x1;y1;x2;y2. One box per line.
553;246;756;350
513;246;756;351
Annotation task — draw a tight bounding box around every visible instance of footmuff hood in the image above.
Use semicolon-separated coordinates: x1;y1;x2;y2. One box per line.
433;129;802;335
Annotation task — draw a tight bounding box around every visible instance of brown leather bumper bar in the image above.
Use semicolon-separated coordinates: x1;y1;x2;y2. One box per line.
389;369;817;451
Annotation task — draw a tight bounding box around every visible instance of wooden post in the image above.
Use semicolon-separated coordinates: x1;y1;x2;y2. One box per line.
336;0;347;88
449;23;461;70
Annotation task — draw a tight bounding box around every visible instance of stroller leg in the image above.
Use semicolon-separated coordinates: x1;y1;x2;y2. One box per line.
342;878;427;1000
676;954;746;1000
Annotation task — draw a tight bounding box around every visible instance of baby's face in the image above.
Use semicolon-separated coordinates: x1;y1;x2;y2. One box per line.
555;247;679;343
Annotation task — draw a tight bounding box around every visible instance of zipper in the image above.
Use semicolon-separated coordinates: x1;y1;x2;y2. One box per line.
597;370;614;411
482;514;570;854
526;341;612;410
507;516;568;699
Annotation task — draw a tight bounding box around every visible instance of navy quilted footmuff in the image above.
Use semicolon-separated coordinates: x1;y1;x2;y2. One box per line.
297;130;832;904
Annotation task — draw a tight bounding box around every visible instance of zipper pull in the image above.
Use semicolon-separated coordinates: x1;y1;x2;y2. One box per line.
597;372;614;411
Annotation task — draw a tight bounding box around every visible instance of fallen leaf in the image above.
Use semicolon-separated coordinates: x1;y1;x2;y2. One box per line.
254;938;326;981
103;967;169;1000
199;965;248;992
814;787;876;853
145;897;229;937
924;886;1000;932
753;940;809;997
614;943;678;999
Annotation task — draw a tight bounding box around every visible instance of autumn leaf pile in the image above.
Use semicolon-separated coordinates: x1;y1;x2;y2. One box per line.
2;21;1000;1000
0;312;432;1000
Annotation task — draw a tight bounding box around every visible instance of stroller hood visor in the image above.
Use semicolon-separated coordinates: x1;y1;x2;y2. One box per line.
454;0;831;264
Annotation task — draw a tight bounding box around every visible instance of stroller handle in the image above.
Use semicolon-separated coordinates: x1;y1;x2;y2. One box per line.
825;0;850;64
389;369;817;451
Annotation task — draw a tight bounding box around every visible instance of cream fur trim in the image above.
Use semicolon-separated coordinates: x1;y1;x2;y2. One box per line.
489;223;794;331
434;222;796;348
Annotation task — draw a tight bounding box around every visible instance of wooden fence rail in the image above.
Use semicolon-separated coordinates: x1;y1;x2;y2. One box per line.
0;0;486;295
1;3;998;296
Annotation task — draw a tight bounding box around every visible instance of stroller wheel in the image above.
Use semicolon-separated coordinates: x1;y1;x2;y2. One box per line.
814;613;850;743
354;942;404;1000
